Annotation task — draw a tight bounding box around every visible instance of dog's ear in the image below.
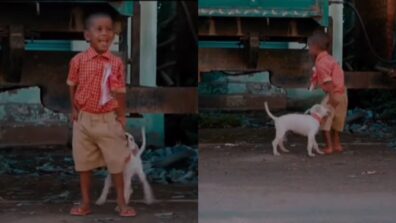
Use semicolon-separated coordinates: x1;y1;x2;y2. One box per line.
310;104;321;113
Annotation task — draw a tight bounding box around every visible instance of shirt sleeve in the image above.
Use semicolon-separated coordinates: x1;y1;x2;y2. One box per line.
316;61;333;85
66;56;79;86
109;60;126;93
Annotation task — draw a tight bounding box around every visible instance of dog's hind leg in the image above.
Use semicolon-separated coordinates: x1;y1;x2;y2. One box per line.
137;167;154;204
272;138;280;156
96;175;112;205
307;135;315;157
279;137;290;153
272;129;284;156
313;139;323;155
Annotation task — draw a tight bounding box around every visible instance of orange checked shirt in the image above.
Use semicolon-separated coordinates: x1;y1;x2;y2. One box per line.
66;47;126;113
311;51;346;94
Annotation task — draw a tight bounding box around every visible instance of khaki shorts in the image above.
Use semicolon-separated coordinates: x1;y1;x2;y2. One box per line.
320;92;348;132
72;111;130;174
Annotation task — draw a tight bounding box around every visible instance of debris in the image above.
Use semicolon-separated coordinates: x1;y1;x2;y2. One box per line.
43;191;70;203
143;145;198;184
94;218;117;222
36;162;63;173
0;144;198;185
171;195;185;199
224;143;238;147
155;212;174;218
361;170;377;175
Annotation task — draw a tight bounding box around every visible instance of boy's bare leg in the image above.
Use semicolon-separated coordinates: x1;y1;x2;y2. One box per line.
112;173;135;215
80;171;92;209
70;171;92;215
322;130;334;154
332;130;343;152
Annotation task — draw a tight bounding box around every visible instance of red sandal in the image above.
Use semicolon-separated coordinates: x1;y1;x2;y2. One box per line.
323;147;334;155
334;146;343;153
70;207;92;216
118;207;137;217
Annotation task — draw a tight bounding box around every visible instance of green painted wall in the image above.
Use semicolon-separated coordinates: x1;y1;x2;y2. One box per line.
199;72;325;109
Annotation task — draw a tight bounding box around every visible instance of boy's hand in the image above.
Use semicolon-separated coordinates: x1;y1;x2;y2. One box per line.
328;96;339;107
71;107;79;122
117;116;126;130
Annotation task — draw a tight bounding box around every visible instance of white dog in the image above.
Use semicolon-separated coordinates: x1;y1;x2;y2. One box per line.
264;102;330;157
96;127;155;205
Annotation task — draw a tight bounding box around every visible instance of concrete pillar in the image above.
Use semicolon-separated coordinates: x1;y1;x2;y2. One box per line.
330;3;344;64
139;1;157;87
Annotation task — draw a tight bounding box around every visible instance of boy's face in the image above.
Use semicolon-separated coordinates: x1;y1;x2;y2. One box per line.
84;17;115;54
308;42;325;58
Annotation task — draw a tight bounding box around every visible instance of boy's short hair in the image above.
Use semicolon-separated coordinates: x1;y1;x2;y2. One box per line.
85;12;113;30
308;30;330;50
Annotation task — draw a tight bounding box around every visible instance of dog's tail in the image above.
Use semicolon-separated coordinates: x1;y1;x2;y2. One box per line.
264;102;277;120
138;126;146;157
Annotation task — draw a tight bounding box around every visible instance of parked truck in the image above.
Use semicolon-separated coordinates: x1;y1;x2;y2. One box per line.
198;0;396;111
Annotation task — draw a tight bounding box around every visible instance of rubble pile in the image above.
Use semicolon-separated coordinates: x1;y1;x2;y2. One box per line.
0;145;198;185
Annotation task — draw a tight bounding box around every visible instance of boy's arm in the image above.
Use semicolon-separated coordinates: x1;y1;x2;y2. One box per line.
322;81;339;107
69;86;78;121
316;61;339;107
114;93;126;129
67;57;79;122
110;60;127;129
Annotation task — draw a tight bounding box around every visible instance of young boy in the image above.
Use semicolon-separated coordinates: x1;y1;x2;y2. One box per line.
308;31;348;155
67;13;135;217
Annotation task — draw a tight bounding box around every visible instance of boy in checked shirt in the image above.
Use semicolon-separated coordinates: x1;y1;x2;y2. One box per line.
308;31;348;155
67;13;135;217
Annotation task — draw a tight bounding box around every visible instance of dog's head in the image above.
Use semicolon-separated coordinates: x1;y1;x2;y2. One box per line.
125;132;139;153
309;104;330;118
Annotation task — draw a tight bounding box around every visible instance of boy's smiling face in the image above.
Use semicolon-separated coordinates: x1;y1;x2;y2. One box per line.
84;16;115;54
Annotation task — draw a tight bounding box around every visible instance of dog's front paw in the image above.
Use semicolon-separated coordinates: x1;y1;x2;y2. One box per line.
308;153;316;157
95;198;106;205
273;152;281;156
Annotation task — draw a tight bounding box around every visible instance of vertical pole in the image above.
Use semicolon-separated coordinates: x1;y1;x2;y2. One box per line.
139;1;157;87
329;2;343;64
131;1;141;86
387;0;396;59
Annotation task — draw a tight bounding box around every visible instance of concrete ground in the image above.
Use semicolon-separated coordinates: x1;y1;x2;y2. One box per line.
199;128;396;223
0;180;197;223
0;151;197;223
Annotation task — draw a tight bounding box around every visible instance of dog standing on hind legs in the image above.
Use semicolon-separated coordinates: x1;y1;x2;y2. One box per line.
264;102;330;157
96;127;155;206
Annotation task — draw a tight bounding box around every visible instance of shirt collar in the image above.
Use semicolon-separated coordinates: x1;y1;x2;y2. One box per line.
315;51;328;63
86;47;111;60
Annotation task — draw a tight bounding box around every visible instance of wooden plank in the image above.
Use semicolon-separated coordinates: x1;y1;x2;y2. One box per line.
199;48;396;88
0;125;69;148
199;94;287;111
126;87;198;114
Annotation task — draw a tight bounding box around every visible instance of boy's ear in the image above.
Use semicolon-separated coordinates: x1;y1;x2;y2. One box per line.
84;30;91;42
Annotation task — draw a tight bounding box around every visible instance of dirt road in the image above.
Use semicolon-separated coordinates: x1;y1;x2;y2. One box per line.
199;128;396;223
